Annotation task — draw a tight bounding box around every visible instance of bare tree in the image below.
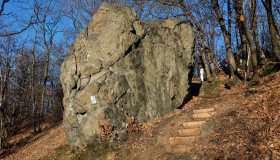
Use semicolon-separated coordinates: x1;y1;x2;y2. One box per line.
211;0;238;78
262;0;280;60
32;0;62;132
0;0;39;37
234;0;258;78
0;36;16;150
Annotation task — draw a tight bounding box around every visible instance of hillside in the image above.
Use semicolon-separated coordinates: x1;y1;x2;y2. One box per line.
2;126;66;160
0;1;280;160
3;72;279;160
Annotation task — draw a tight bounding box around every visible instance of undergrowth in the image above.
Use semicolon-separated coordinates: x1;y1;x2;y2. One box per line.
201;80;221;97
260;62;280;77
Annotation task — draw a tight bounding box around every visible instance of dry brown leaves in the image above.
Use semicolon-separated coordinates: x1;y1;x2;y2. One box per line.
99;120;114;142
200;72;280;159
127;117;143;135
3;126;66;160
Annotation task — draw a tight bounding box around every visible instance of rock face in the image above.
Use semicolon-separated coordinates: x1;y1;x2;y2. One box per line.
60;3;194;147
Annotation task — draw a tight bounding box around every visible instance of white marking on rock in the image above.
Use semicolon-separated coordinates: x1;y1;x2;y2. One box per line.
91;95;97;104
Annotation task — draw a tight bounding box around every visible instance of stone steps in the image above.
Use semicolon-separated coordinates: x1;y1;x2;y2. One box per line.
166;107;216;154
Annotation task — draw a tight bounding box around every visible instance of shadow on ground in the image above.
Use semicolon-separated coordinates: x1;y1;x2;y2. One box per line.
0;123;61;159
178;80;202;109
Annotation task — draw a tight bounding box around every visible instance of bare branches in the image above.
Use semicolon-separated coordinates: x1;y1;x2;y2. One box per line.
0;1;40;37
0;18;37;37
0;0;10;16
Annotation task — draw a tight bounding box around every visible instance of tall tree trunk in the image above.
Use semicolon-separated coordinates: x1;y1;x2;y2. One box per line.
235;0;258;76
0;69;10;150
235;4;247;69
31;43;38;133
0;110;7;150
235;13;240;49
249;0;261;57
227;0;232;47
201;48;212;81
211;0;237;77
239;21;247;67
262;0;280;60
207;48;217;77
248;0;260;71
38;48;50;132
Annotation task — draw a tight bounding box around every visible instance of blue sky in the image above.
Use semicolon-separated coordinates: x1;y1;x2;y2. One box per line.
0;0;234;55
0;0;77;50
1;0;279;60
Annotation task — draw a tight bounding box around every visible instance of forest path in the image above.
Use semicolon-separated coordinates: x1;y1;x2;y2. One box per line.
114;76;244;160
166;107;216;154
114;73;280;160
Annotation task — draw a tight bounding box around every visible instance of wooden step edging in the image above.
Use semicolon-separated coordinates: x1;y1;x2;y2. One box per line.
177;128;201;136
193;108;215;114
182;121;206;128
168;145;191;153
192;112;216;119
169;136;196;145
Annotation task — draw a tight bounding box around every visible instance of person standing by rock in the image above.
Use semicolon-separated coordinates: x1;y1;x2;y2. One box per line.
200;66;205;81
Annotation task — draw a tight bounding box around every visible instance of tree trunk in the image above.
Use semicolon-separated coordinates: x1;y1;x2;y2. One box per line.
262;0;280;60
235;11;247;69
0;111;7;150
38;48;50;132
235;0;258;76
227;0;232;46
208;22;218;77
249;0;261;58
201;49;212;81
0;69;10;150
211;0;237;77
249;0;258;68
205;47;217;77
31;43;38;133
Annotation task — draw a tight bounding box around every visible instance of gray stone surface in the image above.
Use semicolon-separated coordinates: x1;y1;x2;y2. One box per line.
60;3;194;147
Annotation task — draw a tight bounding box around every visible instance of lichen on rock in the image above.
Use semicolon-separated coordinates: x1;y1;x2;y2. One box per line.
60;3;194;147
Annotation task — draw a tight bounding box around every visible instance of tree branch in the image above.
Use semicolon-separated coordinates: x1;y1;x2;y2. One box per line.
0;0;10;16
0;18;38;37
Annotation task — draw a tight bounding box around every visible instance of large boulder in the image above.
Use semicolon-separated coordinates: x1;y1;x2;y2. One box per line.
60;3;194;147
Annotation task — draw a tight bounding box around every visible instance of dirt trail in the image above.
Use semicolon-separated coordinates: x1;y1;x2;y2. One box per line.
114;77;242;160
115;73;280;160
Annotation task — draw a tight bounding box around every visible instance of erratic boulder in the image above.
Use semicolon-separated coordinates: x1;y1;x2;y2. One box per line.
60;3;194;147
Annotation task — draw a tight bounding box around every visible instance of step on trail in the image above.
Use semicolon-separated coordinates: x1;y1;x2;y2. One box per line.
167;107;216;154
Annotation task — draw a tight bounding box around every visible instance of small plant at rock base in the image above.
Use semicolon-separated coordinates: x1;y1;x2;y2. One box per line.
99;122;113;142
127;117;143;135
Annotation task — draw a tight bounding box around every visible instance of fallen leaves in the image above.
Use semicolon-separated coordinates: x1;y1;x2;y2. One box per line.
3;126;66;160
199;72;280;159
